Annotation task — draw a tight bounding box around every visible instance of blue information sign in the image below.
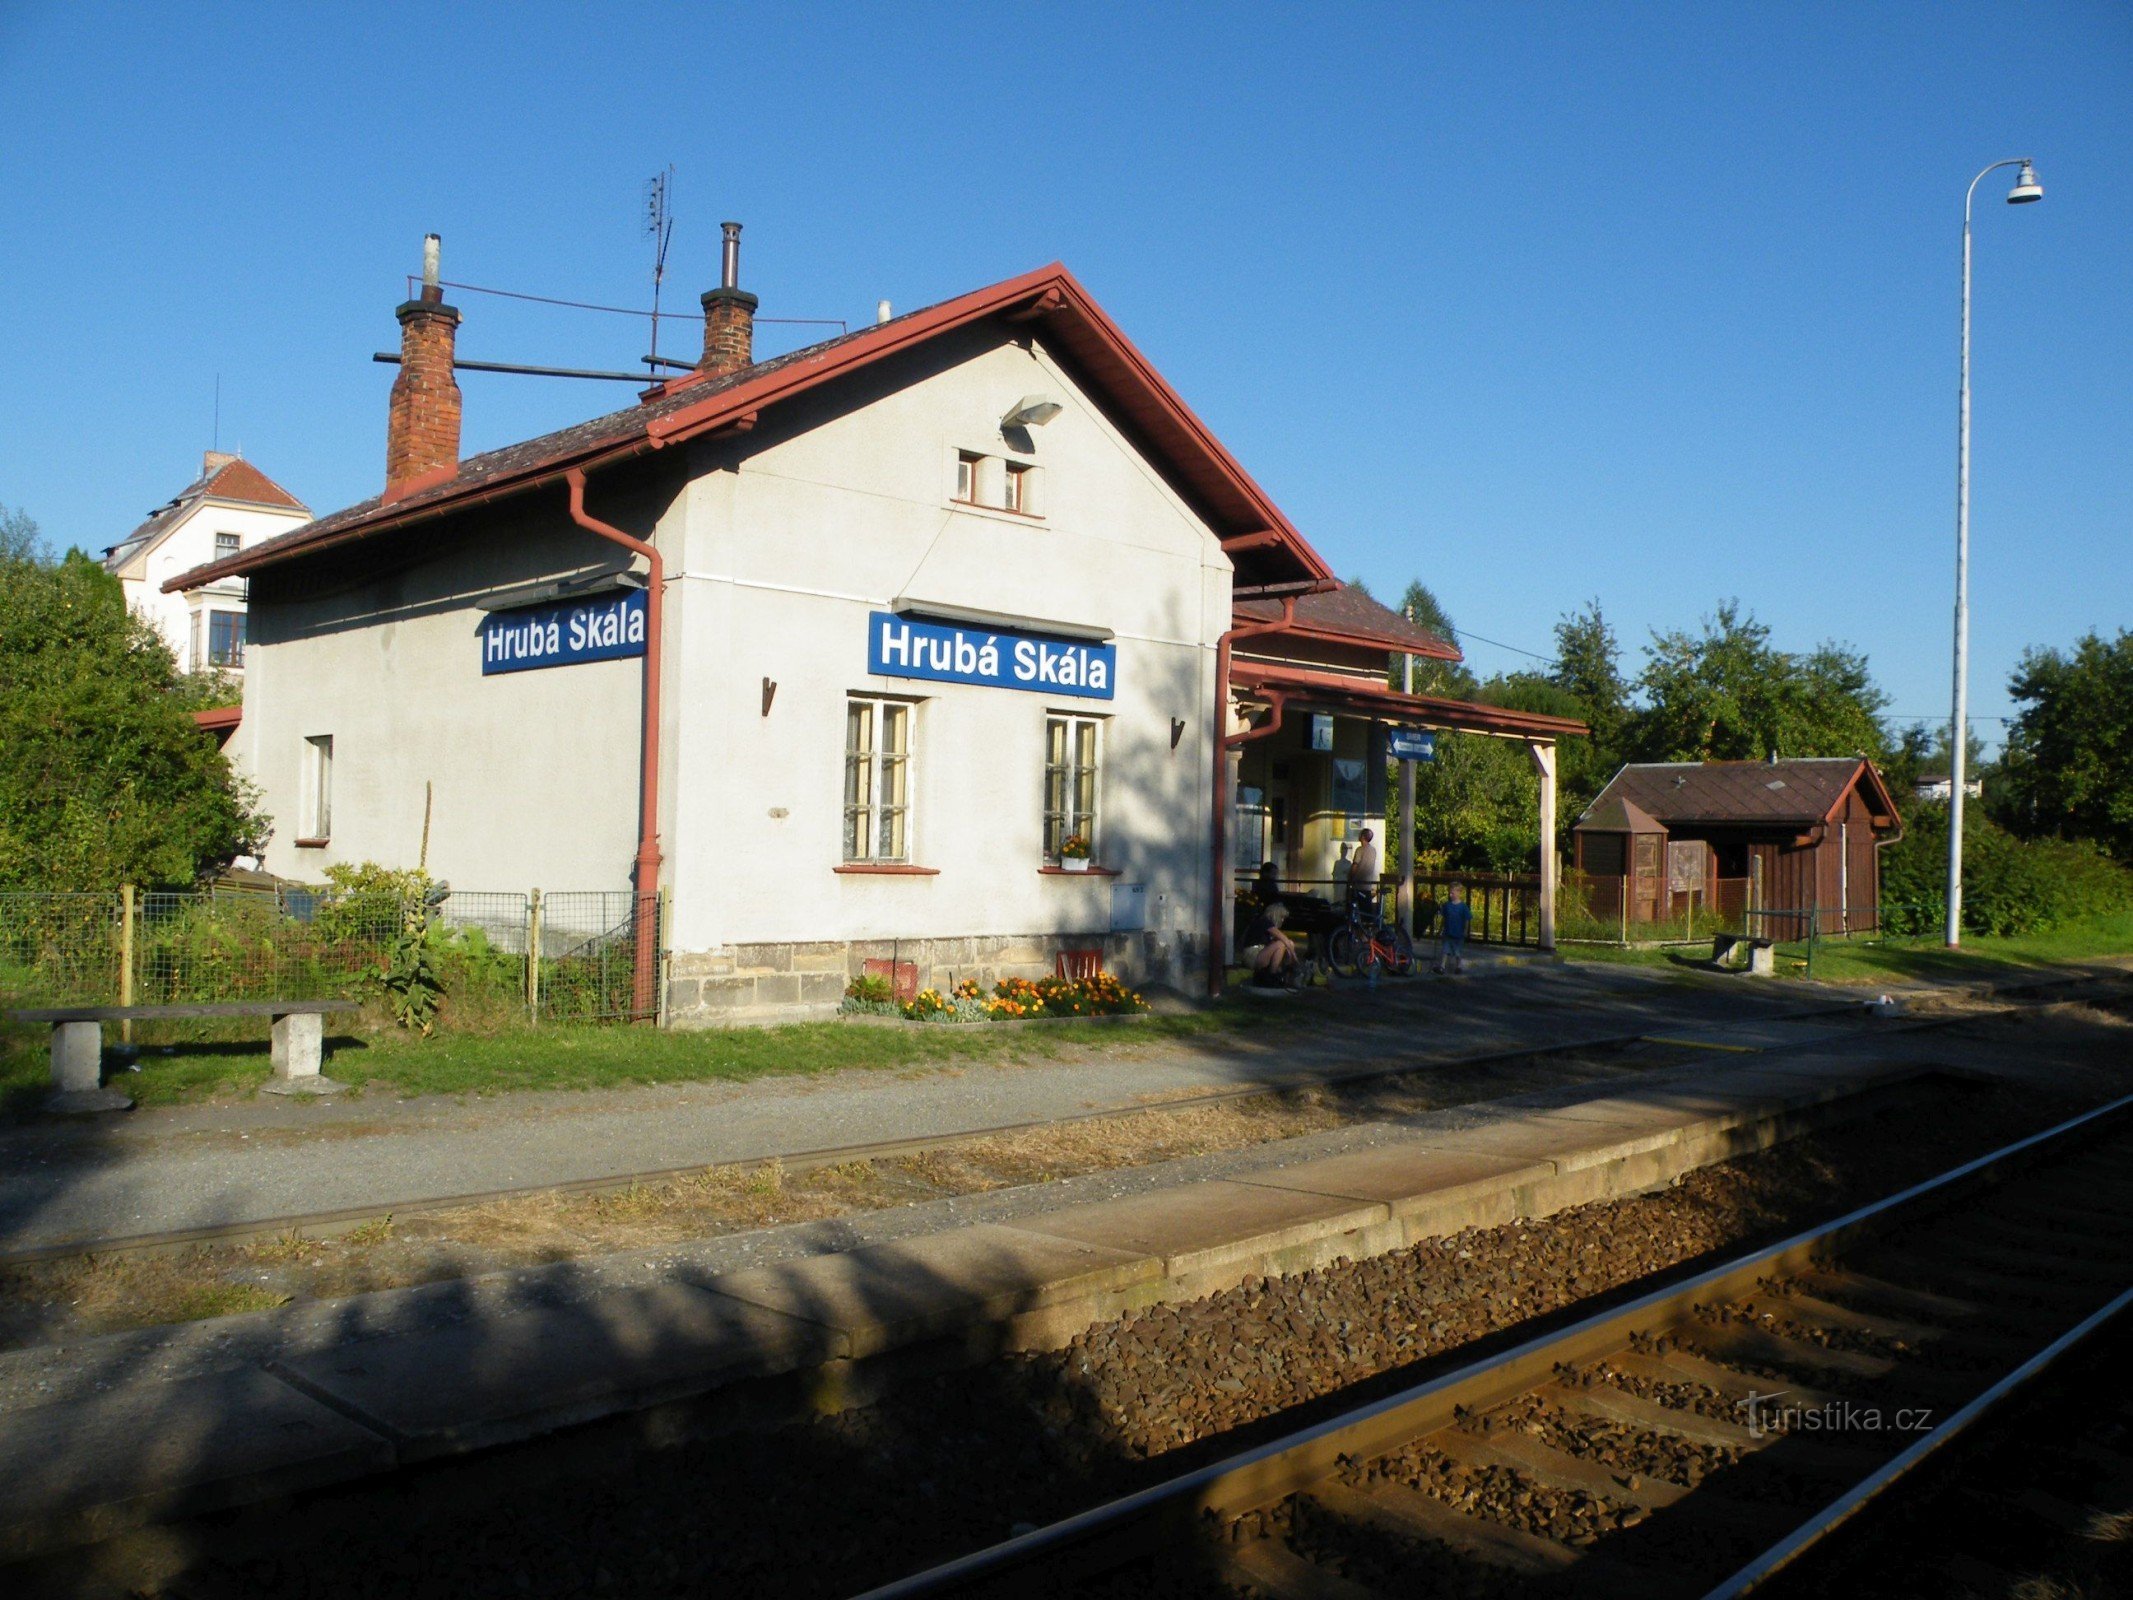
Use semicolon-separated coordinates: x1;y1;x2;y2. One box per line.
1387;727;1436;762
867;611;1115;700
481;589;648;675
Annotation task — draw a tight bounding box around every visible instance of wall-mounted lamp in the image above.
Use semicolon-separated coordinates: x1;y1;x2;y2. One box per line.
761;678;777;716
1171;717;1187;749
1001;393;1064;429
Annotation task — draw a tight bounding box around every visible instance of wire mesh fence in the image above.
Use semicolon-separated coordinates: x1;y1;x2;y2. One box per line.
0;885;660;1025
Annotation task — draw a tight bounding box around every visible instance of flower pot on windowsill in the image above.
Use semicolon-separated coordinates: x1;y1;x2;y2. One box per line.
1060;857;1091;873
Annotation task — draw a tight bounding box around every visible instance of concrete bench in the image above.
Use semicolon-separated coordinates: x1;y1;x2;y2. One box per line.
5;1001;361;1113
1711;934;1778;976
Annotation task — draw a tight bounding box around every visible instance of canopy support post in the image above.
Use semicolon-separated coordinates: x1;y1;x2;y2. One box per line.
1528;740;1558;952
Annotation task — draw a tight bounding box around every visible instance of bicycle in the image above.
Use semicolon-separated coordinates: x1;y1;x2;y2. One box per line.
1324;892;1414;978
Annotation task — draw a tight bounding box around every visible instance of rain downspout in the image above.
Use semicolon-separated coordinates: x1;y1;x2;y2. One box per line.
565;467;664;1018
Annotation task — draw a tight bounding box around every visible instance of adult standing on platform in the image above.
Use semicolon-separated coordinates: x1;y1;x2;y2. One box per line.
1349;828;1381;915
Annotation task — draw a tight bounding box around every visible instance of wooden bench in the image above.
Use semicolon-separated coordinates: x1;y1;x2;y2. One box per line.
6;1001;361;1113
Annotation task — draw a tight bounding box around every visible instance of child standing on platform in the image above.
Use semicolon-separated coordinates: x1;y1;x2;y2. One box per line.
1434;882;1472;975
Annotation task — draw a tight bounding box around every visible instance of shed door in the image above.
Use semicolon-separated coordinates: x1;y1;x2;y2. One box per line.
1632;833;1663;923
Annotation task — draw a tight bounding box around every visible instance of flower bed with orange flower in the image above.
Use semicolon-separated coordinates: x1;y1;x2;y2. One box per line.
899;972;1148;1023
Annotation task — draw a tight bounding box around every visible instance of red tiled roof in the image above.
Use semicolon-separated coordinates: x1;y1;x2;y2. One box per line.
109;457;310;565
1576;759;1899;829
1229;660;1587;741
165;264;1336;597
192;704;242;732
200;458;305;510
1235;587;1461;660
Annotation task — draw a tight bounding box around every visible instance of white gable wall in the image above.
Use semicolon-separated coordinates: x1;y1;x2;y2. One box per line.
118;499;309;672
662;327;1229;1003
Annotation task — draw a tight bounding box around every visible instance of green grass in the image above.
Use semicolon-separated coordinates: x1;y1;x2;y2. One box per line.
0;1004;1274;1114
1563;912;2133;987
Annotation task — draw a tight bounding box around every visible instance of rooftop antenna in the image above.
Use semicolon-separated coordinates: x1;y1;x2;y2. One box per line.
643;165;675;374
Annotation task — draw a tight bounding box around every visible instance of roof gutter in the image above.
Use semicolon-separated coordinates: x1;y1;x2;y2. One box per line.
565;467;665;1020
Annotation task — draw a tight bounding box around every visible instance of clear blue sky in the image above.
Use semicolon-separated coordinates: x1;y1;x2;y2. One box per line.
2;2;2125;747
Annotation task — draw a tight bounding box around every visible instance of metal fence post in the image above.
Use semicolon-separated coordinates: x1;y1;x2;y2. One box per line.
118;884;136;1044
526;888;542;1025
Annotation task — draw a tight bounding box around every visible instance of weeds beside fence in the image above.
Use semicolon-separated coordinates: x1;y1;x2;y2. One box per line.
0;884;659;1026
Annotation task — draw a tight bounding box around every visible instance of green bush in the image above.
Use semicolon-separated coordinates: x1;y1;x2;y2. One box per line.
1881;804;2133;937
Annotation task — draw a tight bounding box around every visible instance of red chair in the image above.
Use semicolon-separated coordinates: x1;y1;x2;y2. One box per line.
1055;949;1103;980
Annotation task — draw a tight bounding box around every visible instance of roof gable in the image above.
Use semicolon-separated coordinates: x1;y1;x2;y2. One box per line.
1576;758;1898;830
166;265;1335;597
107;457;309;576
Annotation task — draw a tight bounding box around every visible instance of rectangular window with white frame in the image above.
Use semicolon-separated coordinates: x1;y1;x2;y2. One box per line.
843;697;913;862
214;531;240;560
301;735;333;842
208;609;245;668
1043;714;1101;862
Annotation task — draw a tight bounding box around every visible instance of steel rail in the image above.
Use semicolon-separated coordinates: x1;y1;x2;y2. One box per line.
847;1086;2133;1599
1698;1281;2133;1598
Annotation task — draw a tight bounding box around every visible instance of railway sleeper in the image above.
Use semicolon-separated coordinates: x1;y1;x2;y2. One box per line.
1789;1268;1986;1331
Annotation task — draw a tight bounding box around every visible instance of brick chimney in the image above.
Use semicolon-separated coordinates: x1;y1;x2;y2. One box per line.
698;221;757;377
203;450;239;475
386;233;463;492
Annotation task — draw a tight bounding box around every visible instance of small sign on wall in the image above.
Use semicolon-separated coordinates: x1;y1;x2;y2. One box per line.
1667;840;1706;894
1309;713;1335;752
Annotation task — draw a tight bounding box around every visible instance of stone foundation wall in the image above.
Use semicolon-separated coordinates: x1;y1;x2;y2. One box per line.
666;930;1205;1027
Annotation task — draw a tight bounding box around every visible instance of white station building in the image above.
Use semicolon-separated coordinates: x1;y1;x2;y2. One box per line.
170;231;1582;1024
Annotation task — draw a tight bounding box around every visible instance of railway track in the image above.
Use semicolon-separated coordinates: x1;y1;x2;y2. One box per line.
852;1088;2133;1600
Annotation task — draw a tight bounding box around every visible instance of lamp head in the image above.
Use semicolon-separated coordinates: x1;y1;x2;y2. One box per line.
2007;161;2044;204
1002;394;1064;429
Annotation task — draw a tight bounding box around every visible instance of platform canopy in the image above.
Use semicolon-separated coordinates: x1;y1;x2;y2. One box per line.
1227;660;1588;743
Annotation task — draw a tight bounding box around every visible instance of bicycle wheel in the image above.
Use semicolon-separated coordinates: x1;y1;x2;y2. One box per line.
1324;926;1363;978
1381;925;1415;975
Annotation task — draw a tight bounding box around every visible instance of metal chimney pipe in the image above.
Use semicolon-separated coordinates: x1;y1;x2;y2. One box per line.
876;299;892;325
720;222;742;290
422;233;441;299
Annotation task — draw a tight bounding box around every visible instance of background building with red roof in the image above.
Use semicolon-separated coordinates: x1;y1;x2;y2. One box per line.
104;452;309;676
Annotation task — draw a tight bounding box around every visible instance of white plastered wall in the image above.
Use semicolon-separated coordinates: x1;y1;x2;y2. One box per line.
664;326;1230;957
239;494;670;894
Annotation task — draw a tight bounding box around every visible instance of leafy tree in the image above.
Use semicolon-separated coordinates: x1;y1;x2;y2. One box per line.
1992;630;2133;861
0;519;260;889
1629;601;1889;764
1403;673;1584;872
1550;601;1628;750
1;505;39;563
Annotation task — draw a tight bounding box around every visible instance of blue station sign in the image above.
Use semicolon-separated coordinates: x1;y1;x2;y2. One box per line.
868;611;1114;700
481;589;648;675
1387;727;1437;762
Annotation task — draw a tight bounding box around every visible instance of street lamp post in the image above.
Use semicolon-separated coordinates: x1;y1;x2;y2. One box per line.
1946;158;2043;948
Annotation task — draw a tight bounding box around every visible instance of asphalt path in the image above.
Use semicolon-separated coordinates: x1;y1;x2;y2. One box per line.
0;962;1868;1255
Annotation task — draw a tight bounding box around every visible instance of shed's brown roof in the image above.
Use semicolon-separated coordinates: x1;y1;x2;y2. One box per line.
1576;758;1898;830
1234;587;1461;659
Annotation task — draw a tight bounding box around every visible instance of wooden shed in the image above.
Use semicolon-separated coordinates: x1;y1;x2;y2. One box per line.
1573;758;1903;935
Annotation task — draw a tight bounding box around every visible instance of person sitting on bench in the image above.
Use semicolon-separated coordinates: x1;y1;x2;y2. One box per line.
1241;901;1301;988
